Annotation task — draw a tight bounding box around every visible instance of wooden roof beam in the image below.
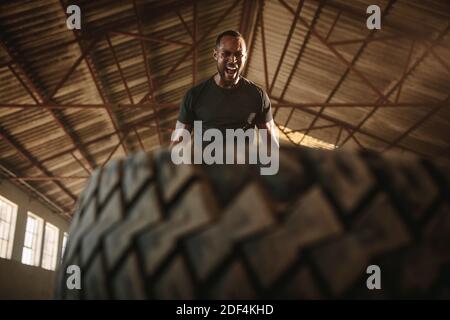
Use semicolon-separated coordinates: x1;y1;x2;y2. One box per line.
272;96;429;158
280;1;324;100
325;9;341;41
0;162;66;215
59;0;132;156
192;0;198;86
334;126;343;147
77;0;200;42
340;23;450;147
345;128;366;150
239;0;259;55
269;0;305;95
243;0;260;78
3;176;89;181
47;38;97;100
109;31;191;47
276;1;325;121
0;128;77;203
395;40;415;103
430;47;450;74
2;102;449;109
297;0;396;145
24;106;178;168
283;123;338;134
7;64;40;104
382;95;450;152
329;34;432;46
133;0;163;145
175;9;194;39
138;0;242;104
106;34;135;105
0;35;97;170
259;0;269;91
279;0;391;103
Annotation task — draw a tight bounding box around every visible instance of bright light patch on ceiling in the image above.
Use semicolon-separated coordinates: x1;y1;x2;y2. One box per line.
277;125;336;150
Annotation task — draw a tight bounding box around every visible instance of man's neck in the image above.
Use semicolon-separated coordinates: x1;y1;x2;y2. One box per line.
214;73;241;89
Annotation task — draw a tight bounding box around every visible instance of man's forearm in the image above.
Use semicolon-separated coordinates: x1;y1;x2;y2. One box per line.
170;120;192;147
257;120;279;151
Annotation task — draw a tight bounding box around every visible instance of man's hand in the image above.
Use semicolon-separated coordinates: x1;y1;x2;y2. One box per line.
170;120;192;148
257;119;279;149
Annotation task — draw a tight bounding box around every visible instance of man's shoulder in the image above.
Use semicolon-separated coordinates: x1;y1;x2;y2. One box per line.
185;77;212;97
240;77;267;96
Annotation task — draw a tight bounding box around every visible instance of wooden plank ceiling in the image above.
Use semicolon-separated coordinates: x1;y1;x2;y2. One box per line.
0;0;449;217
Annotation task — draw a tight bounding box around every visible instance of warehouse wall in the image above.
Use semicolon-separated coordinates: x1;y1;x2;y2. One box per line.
0;180;70;299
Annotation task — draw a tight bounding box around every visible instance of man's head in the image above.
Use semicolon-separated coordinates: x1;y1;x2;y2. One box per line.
213;30;247;87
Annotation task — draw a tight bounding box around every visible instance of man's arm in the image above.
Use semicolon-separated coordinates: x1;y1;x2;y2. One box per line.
255;88;278;148
257;119;279;149
171;86;195;147
170;120;192;148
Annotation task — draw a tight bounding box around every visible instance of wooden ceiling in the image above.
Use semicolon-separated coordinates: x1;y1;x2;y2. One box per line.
0;0;449;217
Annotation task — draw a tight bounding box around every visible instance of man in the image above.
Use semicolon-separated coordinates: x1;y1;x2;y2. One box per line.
171;30;278;154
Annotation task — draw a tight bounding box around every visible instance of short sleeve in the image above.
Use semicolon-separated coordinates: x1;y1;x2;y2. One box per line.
257;89;273;123
178;89;195;125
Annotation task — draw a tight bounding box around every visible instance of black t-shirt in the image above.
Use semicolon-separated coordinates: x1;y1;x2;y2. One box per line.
178;76;273;132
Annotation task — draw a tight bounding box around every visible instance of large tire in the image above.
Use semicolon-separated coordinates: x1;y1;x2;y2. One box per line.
56;147;450;299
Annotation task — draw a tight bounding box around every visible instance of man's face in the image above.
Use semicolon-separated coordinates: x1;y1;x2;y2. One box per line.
214;35;247;85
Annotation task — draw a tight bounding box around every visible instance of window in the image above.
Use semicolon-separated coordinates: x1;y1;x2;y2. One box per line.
61;232;68;261
0;195;18;260
41;223;59;271
21;212;44;266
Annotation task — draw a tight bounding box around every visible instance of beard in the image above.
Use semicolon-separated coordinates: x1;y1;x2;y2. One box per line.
217;64;240;85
